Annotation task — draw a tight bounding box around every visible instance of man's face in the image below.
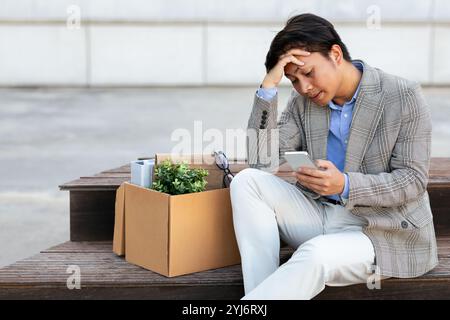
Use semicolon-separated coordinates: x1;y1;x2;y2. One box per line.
284;52;341;106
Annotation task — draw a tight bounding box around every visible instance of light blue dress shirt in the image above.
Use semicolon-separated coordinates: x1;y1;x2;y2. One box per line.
256;61;363;202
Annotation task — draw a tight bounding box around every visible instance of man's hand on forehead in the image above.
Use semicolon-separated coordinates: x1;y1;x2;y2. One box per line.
281;49;311;75
280;49;309;63
261;48;309;88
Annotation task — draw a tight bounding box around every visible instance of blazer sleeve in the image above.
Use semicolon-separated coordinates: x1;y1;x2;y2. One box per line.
247;90;298;168
246;90;322;199
344;83;432;210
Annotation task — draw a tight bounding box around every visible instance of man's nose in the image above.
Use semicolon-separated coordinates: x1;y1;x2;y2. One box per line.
299;78;313;95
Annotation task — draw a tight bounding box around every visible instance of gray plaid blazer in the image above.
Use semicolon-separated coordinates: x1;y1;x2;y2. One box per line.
246;60;438;278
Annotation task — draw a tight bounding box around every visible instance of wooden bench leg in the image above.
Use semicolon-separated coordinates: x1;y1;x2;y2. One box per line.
70;190;116;241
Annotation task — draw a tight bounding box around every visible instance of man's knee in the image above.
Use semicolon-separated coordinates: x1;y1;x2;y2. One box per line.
230;168;262;190
292;236;330;268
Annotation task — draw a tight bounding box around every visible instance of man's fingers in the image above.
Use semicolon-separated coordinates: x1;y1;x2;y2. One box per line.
277;49;310;69
298;167;328;178
285;48;311;56
280;55;304;67
315;159;332;169
298;180;324;194
295;173;326;186
278;55;305;66
278;52;305;65
279;51;306;60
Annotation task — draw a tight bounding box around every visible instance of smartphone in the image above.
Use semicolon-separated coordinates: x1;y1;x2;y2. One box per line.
284;151;319;171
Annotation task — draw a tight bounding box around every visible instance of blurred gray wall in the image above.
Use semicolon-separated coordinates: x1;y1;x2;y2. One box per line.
0;0;449;86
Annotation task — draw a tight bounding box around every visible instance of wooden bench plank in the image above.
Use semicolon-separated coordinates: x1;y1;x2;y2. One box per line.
0;240;449;299
2;242;449;284
83;173;131;178
429;157;450;171
59;158;450;190
42;241;114;253
59;178;129;191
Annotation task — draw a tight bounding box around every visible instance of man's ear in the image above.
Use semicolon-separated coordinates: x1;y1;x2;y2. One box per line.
329;44;343;66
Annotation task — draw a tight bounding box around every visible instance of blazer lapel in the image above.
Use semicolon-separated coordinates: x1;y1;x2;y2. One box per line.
305;99;329;161
344;61;386;173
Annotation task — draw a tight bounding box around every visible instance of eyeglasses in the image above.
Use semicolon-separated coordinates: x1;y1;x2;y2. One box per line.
213;151;234;188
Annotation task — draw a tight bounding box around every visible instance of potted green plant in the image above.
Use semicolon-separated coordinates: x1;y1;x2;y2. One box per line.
151;159;209;195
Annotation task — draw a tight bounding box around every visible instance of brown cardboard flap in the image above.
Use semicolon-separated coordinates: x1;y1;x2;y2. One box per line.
155;153;248;168
112;183;126;256
155;153;244;165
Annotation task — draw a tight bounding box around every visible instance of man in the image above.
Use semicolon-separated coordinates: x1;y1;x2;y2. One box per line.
229;13;438;299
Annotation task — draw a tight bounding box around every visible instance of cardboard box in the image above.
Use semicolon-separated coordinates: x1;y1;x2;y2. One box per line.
113;153;245;277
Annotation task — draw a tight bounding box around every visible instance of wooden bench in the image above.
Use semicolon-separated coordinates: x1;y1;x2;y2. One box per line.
0;158;449;299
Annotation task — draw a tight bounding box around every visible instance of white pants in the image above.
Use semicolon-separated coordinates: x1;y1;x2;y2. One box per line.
230;168;383;300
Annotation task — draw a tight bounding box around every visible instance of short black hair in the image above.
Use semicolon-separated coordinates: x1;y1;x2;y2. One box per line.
265;13;352;72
